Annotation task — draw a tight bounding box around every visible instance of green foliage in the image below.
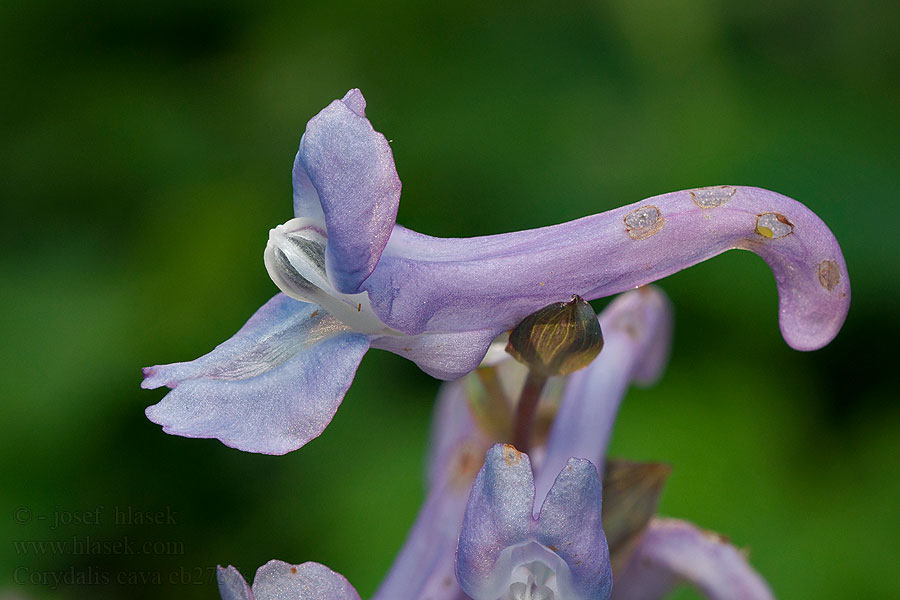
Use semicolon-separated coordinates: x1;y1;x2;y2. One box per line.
1;0;898;597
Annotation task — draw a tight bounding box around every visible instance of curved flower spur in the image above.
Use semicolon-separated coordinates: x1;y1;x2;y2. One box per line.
141;89;850;454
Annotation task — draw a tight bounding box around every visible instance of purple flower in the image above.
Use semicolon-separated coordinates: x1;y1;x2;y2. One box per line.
216;287;778;599
142;89;850;455
451;287;670;600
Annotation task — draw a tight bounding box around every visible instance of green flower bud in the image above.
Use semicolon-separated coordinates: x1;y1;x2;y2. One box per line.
505;295;604;376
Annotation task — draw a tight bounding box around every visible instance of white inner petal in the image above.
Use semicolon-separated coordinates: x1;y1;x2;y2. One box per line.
265;217;389;334
504;562;557;600
486;543;572;600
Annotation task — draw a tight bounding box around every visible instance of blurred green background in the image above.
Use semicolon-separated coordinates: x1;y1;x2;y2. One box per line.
2;0;898;598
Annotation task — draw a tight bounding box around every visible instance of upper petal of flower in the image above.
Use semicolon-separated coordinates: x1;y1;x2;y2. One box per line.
456;445;535;598
535;458;612;600
292;89;401;294
364;186;849;351
456;444;612;600
217;561;361;600
611;518;774;600
143;294;370;455
533;286;672;503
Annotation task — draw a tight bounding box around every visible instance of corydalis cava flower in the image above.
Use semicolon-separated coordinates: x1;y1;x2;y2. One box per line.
217;288;775;599
142;89;850;455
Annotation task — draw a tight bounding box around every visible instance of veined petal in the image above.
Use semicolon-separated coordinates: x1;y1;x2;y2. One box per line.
365;187;849;350
143;294;370;455
535;459;612;600
292;90;368;222
371;328;499;380
533;287;672;503
217;561;361;600
611;518;774;600
456;445;536;598
457;445;612;600
294;88;401;294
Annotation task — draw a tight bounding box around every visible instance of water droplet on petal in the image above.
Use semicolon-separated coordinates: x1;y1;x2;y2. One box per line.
755;213;793;239
624;206;664;240
691;186;736;208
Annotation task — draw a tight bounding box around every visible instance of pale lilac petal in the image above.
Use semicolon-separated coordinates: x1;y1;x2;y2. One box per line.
374;376;489;600
291;150;325;223
533;287;672;503
340;88;367;117
373;485;472;600
455;445;536;598
611;518;774;600
250;560;360;600
294;89;401;294
456;445;612;600
365;187;849;351
426;376;491;488
217;565;252;600
217;561;362;599
536;458;612;600
291;90;368;222
371;328;498;380
143;294;370;455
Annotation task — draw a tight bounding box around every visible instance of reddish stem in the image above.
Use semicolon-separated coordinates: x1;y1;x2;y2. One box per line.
511;371;548;453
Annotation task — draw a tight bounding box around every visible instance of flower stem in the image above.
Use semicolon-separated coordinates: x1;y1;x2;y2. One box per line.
511;371;548;453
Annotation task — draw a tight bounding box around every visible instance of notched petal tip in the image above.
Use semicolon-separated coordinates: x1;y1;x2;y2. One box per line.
140;366;161;388
340;88;366;117
458;452;612;600
217;565;252;600
141;363;190;391
536;458;612;600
